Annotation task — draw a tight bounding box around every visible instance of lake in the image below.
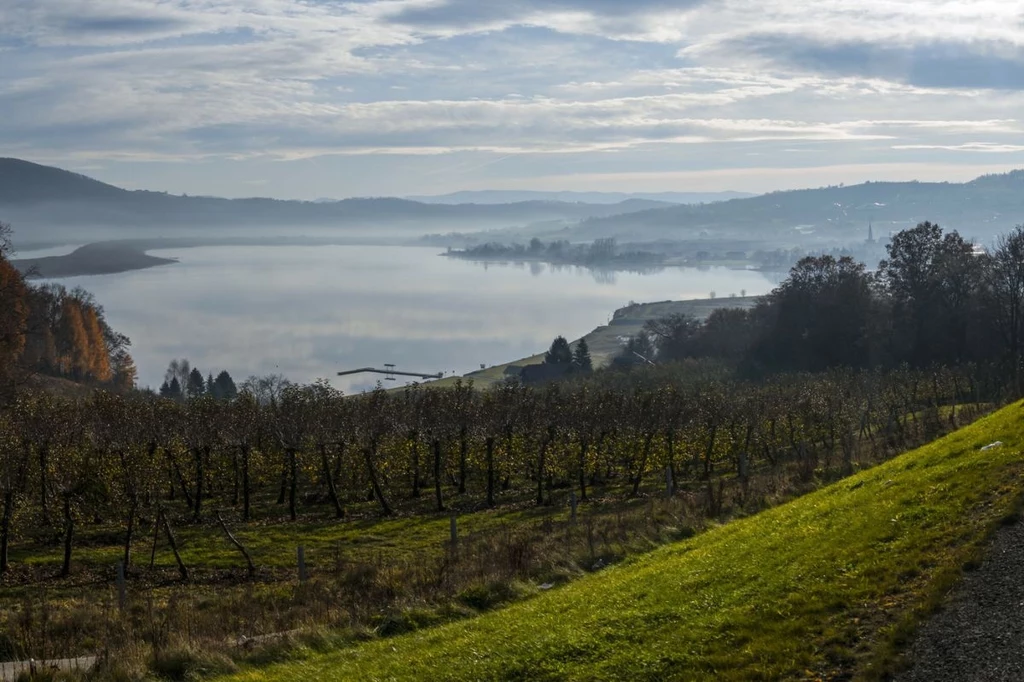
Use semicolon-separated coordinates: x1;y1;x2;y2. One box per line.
47;245;776;393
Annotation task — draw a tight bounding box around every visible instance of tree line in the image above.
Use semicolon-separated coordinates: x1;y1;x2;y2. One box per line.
0;362;999;578
0;222;136;398
619;222;1024;388
158;358;239;401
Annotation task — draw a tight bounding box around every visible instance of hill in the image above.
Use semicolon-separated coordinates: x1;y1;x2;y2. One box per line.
406;190;755;205
0;157;129;204
0;159;684;243
571;170;1024;245
222;401;1024;681
7;158;1021;247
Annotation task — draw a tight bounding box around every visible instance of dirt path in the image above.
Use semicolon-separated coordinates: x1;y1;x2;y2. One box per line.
0;656;97;680
899;516;1024;681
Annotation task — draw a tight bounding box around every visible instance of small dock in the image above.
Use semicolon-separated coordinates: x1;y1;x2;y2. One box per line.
337;364;443;381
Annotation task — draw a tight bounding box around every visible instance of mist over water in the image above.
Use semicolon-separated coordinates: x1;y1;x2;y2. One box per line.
48;245;775;393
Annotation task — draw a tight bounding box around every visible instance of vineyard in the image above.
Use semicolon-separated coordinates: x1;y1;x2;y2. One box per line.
0;362;1005;679
3;220;1023;679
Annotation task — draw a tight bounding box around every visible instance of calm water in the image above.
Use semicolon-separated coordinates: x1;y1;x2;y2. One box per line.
50;245;775;393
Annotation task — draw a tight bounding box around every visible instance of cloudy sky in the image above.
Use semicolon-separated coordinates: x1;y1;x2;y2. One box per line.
2;0;1023;199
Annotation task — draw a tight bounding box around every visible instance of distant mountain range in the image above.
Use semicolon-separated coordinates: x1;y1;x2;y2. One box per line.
567;170;1024;246
0;158;675;242
2;158;1023;248
405;190;754;205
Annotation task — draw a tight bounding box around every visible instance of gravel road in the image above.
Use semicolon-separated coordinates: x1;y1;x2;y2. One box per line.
899;517;1024;681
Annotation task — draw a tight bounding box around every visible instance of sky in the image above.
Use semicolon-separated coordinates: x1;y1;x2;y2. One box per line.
2;0;1024;199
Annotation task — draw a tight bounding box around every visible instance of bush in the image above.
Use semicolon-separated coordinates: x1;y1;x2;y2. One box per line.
151;646;237;681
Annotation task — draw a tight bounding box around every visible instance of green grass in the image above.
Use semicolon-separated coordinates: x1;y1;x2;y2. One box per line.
220;401;1024;682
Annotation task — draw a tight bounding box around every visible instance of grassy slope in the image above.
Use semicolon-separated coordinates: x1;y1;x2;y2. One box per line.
224;401;1024;682
431;296;758;389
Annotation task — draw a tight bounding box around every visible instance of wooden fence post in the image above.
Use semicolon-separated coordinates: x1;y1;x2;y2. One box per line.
297;545;308;583
116;560;126;611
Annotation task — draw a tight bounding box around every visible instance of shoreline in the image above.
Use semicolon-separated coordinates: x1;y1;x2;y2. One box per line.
425;295;760;389
10;235;414;279
12;242;179;279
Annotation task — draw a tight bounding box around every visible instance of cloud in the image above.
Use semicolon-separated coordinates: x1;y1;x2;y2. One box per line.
893;143;1024;153
390;0;703;28
1;0;1023;196
729;36;1024;90
62;15;190;34
0;0;209;45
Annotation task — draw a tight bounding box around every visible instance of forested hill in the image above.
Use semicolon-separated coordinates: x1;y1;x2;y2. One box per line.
0;158;668;238
572;169;1024;244
0;158;128;203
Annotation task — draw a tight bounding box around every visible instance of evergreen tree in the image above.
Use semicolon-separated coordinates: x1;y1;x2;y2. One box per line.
163;377;183;401
214;370;238;401
572;338;593;372
544;336;573;365
187;368;206;398
207;372;216;398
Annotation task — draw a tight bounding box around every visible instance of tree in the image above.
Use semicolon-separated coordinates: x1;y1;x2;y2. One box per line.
986;225;1024;393
160;377;183;401
750;255;874;372
187;368;206;398
111;350;138;391
614;333;656;367
56;300;91;379
20;287;57;374
240;374;291;406
695;308;755;361
572;338;593;372
0;222;28;398
544;336;572;365
644;313;701;362
81;305;112;381
165;359;191;396
214;371;238;401
875;222;983;366
0;404;31;573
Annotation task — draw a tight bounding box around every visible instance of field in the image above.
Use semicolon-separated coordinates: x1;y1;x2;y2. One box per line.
220;400;1024;682
0;365;1000;680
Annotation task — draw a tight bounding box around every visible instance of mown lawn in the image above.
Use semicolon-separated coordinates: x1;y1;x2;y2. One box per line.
221;401;1024;682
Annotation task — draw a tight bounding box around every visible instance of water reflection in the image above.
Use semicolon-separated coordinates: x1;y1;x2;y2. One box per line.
463;257;672;285
49;245;776;394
